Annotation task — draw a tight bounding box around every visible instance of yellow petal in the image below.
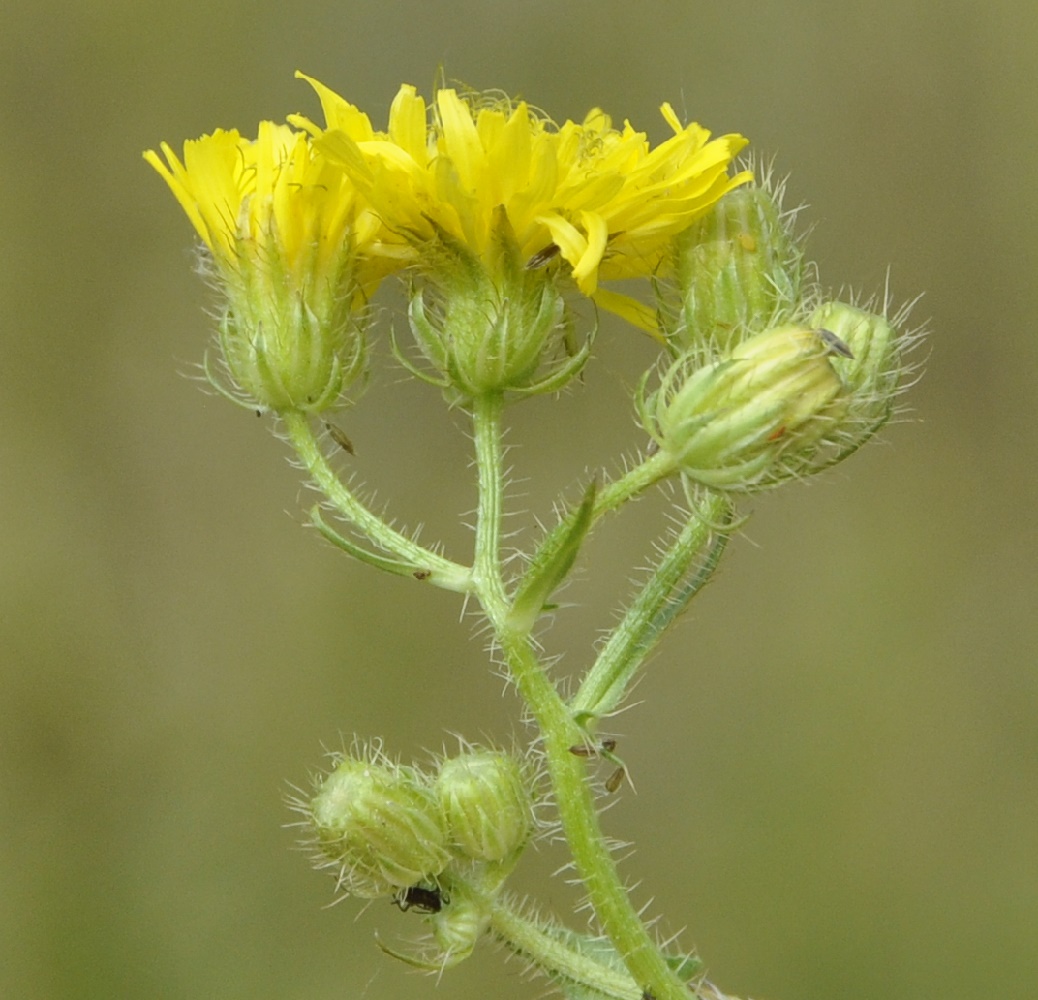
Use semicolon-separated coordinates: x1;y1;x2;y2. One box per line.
387;84;428;165
570;211;609;293
294;71;374;139
436;89;483;194
537;213;587;270
591;288;665;341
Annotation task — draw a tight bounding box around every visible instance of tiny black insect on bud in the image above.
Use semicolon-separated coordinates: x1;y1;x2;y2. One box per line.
413;569;432;581
393;883;445;914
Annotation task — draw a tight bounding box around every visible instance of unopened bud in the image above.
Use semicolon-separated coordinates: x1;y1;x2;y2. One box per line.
809;301;896;398
660;176;802;353
431;896;490;965
641;325;846;490
807;300;905;456
307;755;450;898
435;750;533;864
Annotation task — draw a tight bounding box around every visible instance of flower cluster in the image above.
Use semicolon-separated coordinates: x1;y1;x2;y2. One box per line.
146;73;924;1000
146;74;750;408
297;742;535;966
146;73;913;483
290;73;750;304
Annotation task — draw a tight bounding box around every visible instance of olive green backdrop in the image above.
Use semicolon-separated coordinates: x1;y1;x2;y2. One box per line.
2;2;1035;998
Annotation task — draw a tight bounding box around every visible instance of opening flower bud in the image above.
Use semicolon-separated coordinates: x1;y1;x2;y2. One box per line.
660;176;802;354
435;750;533;864
308;755;450;898
641;325;846;491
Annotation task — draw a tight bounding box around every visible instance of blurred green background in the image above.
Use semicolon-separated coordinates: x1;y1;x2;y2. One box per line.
2;1;1036;998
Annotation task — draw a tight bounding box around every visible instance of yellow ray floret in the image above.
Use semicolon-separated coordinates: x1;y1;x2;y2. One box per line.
290;74;752;302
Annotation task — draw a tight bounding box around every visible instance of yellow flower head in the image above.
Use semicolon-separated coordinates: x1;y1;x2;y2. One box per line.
290;74;752;323
143;121;388;297
144;123;388;413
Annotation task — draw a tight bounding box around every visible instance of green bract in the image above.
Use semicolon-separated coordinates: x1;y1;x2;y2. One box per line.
406;211;590;402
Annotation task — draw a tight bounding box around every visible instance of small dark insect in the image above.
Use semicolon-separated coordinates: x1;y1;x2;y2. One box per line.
525;243;561;269
604;766;626;794
412;569;432;581
568;738;617;758
324;422;355;455
393;884;444;914
816;327;854;359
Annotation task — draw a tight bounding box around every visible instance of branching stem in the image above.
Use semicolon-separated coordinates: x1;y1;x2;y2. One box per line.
470;395;693;1000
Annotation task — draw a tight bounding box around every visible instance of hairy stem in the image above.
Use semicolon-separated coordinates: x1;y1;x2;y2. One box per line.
281;410;472;591
571;492;734;722
488;897;643;1000
471;392;509;608
470;396;690;1000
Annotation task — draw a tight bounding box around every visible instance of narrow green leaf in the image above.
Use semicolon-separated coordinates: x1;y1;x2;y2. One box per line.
310;507;420;577
509;480;597;632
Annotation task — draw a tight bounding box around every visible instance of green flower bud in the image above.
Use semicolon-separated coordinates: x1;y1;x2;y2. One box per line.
435;750;533;864
640;325;846;491
307;754;450;898
406;209;588;402
660;172;803;353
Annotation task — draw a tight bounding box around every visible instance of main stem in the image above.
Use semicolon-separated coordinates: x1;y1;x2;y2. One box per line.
470;392;690;1000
